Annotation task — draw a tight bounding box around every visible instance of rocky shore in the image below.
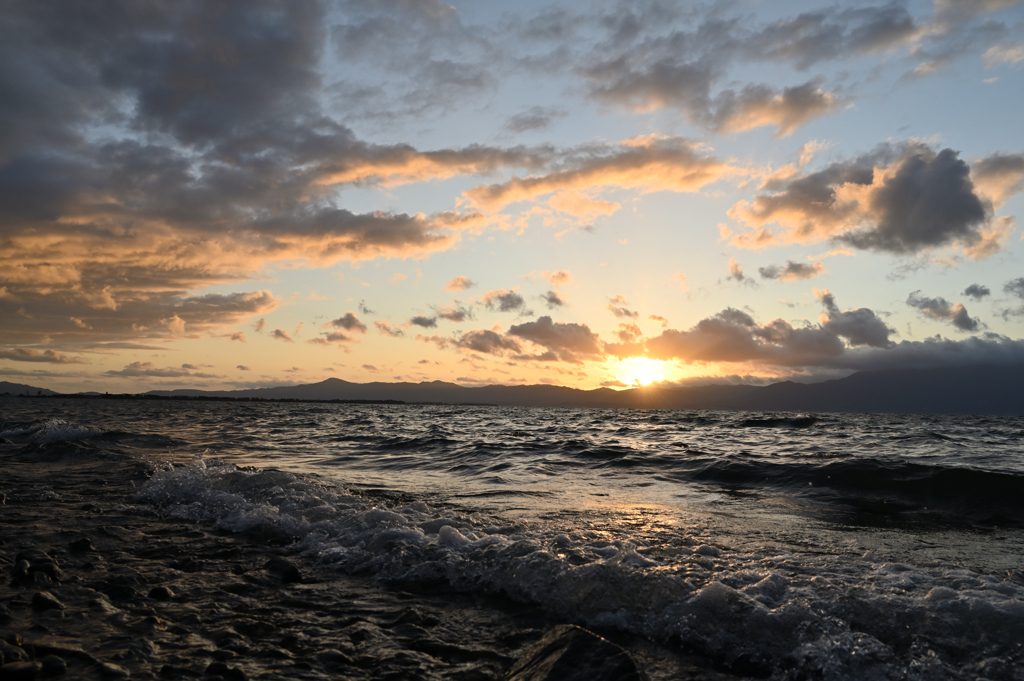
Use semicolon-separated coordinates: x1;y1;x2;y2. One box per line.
0;450;746;680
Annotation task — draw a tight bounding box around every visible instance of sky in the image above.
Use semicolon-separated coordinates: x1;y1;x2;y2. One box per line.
2;0;1024;394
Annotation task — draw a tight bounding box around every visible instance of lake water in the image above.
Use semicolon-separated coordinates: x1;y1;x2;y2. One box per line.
3;397;1023;680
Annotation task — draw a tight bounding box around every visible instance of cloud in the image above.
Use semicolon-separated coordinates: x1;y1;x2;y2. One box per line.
410;315;438;328
972;152;1024;206
983;41;1024;68
481;288;529;313
528;270;574;287
272;329;294;343
230;332;246;342
507;316;603;363
607;303;639;319
328;313;368;334
455;330;522;355
105;362;218;378
0;348;88;364
906;291;980;332
817;290;895;348
463;136;739;212
375;320;405;337
504;106;567;134
726;258;754;285
645;293;894;368
445;276;475;292
541;291;566;309
963;284;991;300
237;365;250;371
648;315;668;327
1005;278;1024;299
435;305;473;322
730;143;1003;257
758;261;825;281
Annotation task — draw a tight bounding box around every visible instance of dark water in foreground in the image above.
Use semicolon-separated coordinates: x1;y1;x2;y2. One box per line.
2;397;1023;680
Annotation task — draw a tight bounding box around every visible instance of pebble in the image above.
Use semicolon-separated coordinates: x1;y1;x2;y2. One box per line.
31;592;64;612
263;557;301;584
504;624;647;681
0;661;42;680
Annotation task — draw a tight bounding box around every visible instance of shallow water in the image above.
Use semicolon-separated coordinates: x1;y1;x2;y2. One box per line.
3;397;1023;680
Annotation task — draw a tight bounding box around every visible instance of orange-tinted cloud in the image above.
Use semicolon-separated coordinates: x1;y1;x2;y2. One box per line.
463;136;740;212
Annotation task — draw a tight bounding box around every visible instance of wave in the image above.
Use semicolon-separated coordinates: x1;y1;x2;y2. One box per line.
135;455;1024;680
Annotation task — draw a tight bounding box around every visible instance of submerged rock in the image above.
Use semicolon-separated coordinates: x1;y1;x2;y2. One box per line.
30;592;64;612
504;625;647;681
0;661;43;680
263;557;301;584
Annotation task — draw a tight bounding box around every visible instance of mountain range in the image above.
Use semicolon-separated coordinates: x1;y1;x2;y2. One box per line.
3;363;1022;415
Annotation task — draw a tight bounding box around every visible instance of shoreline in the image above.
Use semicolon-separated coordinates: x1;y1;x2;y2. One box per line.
0;451;744;680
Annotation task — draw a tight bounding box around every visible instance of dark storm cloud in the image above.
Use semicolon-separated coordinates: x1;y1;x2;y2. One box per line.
731;144;1001;257
0;0;554;349
906;291;980;332
963;284;991;300
818;292;895;348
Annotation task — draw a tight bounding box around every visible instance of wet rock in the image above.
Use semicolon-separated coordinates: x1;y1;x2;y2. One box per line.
263;557;301;584
504;625;647;681
315;649;354;669
0;605;13;626
14;551;56;567
0;661;43;680
39;655;66;675
148;586;174;601
0;642;27;664
68;538;94;553
11;560;31;582
99;662;129;679
204;662;246;680
31;592;64;612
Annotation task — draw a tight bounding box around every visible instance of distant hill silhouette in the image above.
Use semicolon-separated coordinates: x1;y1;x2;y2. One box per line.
0;381;57;396
5;365;1023;415
139;364;1024;415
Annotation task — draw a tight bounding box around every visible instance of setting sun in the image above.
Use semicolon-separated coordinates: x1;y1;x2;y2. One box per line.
616;357;669;387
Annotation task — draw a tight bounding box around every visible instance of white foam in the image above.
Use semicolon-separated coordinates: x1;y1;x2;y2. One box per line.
137;455;1024;680
0;417;103;444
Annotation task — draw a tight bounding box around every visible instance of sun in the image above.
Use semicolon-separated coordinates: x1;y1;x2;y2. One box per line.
616;357;668;387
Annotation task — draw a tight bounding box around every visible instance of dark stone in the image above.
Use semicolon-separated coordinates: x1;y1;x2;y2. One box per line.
169;557;201;573
148;586;174;601
0;606;13;626
204;662;246;680
504;625;647;681
0;661;43;680
68;538;94;553
263;557;301;584
31;592;64;612
39;655;66;675
11;560;31;581
0;642;27;664
14;551;56;568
